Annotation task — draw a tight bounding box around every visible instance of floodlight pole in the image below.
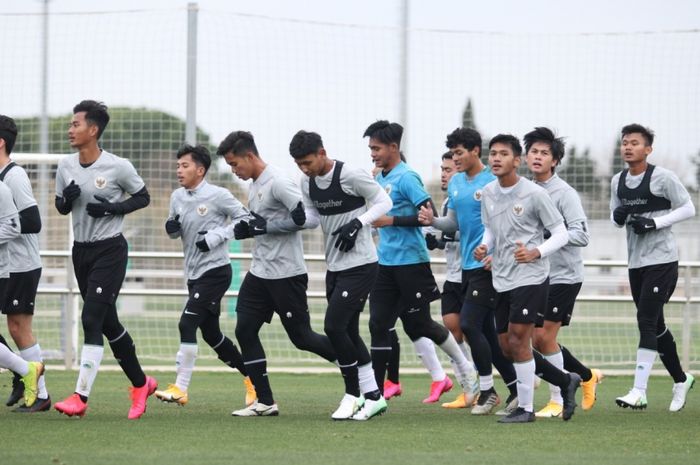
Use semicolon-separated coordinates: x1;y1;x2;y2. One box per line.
185;2;198;145
38;0;50;249
398;0;410;151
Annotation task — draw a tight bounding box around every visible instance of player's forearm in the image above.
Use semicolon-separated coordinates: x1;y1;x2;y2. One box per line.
303;208;321;229
653;200;695;229
537;223;568;258
357;190;392;225
0;217;21;243
267;217;303;233
394;198;437;227
566;220;589;247
18;206;42;234
481;226;494;252
431;209;458;234
114;187;150;215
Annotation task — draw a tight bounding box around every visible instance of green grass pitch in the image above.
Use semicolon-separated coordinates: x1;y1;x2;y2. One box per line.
1;371;698;465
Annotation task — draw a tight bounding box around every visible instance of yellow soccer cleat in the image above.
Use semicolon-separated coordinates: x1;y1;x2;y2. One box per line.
581;368;603;411
441;392;468;409
21;362;44;407
244;376;257;407
535;401;563;418
155;384;188;406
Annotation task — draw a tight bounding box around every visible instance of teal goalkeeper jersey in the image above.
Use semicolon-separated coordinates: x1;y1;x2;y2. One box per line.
375;162;430;266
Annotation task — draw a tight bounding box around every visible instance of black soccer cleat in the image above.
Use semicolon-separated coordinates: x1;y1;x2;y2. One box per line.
497;407;535;423
561;373;581;421
6;372;24;407
13;396;52;413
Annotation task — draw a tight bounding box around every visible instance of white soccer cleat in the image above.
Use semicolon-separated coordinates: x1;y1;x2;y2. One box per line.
351;397;387;421
331;393;360;420
615;389;647;410
456;370;479;406
669;373;695;412
231;401;279;417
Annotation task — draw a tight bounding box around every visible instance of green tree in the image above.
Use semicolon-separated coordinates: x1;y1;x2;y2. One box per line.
610;138;625;176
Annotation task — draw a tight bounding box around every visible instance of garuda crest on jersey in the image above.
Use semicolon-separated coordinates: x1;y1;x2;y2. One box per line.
197;204;208;216
473;189;483;201
94;176;107;189
512;203;524;216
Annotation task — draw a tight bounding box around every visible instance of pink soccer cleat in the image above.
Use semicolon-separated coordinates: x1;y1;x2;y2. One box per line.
423;376;453;403
128;375;158;420
383;380;403;400
55;393;88;418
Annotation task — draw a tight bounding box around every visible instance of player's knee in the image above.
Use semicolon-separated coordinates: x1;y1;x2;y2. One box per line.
235;318;257;346
201;327;223;348
178;315;199;342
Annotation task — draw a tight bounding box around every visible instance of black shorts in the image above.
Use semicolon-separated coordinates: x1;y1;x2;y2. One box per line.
494;279;549;334
629;262;678;306
441;280;463;316
236;272;310;325
72;235;128;305
0;278;7;310
1;268;42;315
325;262;378;332
461;268;497;308
369;263;440;316
185;264;232;316
538;282;582;327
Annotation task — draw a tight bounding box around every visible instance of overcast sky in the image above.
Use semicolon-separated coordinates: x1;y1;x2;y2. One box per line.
2;0;699;185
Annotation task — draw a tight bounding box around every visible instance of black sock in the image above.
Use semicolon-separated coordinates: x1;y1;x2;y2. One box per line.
78;393;89;403
386;330;400;383
109;332;146;388
657;329;686;383
339;364;360;397
246;360;273;405
213;337;247;376
365;389;381;401
560;345;592;382
371;349;390;394
533;351;568;389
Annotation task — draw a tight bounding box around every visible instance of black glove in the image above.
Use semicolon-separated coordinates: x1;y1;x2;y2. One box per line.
613;206;629;226
248;212;267;236
86;195;121;218
62;180;81;203
195;231;210;252
165;214;181;235
331;218;363;252
291;201;306;226
425;233;440;250
628;215;656;235
543;228;551;240
441;232;456;243
234;220;252;240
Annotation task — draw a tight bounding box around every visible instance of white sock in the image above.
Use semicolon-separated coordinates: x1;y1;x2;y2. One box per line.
480;374;494;391
358;362;379;395
0;344;29;375
414;337;445;381
20;344;48;399
633;348;657;393
544;351;564;405
514;358;536;412
439;334;477;391
175;343;198;391
459;341;473;363
75;344;104;398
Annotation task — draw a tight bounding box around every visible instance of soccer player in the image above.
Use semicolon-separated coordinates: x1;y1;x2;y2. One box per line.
53;100;157;419
611;124;695;411
154;144;256;408
0;178;44;408
420;128;519;414
524;127;602;418
289;130;392;420
217;131;336;417
366;120;478;407
1;115;51;412
474;134;581;423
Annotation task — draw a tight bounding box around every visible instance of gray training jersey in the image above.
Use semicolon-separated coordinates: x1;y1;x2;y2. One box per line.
481;177;564;292
168;180;249;280
301;161;380;272
2;163;42;272
440;198;462;283
610;166;691;269
0;181;21;279
248;165;306;279
535;174;588;285
56;151;145;243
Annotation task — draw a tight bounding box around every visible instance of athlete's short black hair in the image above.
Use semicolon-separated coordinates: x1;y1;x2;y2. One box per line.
177;144;211;173
363;120;403;147
73;100;109;139
289;130;324;159
441;151;453;161
489;134;522;157
0;114;18;155
523;127;565;167
445;127;481;151
217;131;259;157
621;123;654;146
